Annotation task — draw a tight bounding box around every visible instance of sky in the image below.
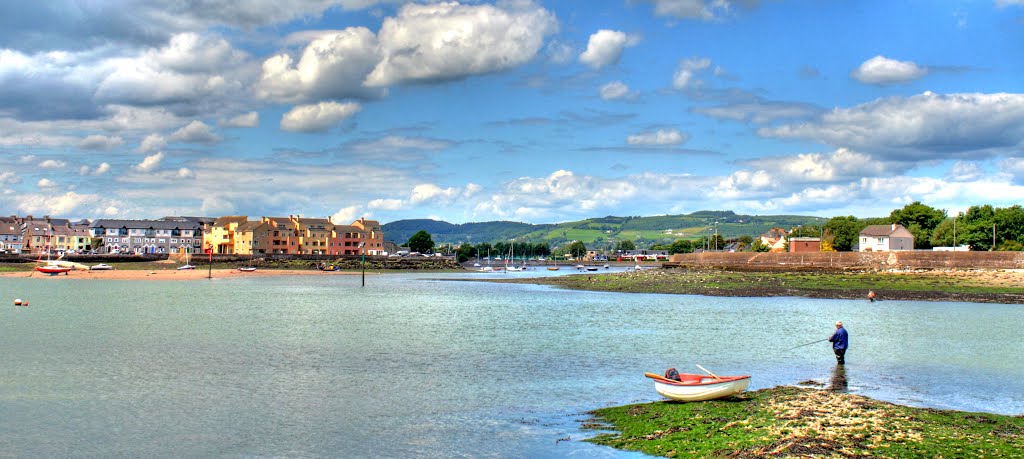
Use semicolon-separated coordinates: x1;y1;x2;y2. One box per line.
1;0;1022;225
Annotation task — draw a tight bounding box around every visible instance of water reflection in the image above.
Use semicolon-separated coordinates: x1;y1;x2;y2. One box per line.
828;364;848;392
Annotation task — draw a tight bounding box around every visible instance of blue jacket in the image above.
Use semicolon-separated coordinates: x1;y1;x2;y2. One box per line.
829;327;848;350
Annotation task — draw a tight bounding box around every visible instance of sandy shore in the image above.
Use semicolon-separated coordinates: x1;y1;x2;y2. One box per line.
0;268;361;280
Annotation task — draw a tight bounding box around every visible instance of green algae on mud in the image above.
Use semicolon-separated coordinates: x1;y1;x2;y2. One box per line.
584;386;1024;458
506;269;1024;304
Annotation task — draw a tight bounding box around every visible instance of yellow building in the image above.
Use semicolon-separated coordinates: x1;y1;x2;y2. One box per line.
205;216;249;254
352;218;384;255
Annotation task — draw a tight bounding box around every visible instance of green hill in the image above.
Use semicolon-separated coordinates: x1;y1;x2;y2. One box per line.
382;211;827;248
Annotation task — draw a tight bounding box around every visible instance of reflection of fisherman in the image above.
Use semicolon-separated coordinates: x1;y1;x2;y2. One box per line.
868;290;876;302
828;364;848;392
828;321;848;365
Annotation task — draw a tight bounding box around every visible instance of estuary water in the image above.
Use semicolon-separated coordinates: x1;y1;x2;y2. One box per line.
2;270;1022;458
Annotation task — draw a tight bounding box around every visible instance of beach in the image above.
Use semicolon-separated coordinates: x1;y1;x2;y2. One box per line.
0;267;359;280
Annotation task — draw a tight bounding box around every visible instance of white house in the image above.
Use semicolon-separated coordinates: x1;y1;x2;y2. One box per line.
858;224;914;252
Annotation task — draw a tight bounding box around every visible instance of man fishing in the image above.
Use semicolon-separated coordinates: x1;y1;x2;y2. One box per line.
828;321;848;365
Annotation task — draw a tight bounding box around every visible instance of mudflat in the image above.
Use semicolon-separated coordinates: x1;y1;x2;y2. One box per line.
503;268;1024;303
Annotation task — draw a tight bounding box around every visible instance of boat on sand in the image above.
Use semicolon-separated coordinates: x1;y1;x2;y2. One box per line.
645;368;750;402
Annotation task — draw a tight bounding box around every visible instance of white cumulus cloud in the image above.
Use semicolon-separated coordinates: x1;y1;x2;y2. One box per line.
135;152;164;172
78;135;125;150
219;112;259;128
851;55;928;85
170;120;221;144
257;27;382;103
0;171;22;185
579;29;640;69
640;0;735;20
331;205;366;224
627;128;687;145
39;159;67;169
760;92;1024;160
137;133;167;153
673;57;711;89
280;101;362;133
599;81;633;100
368;198;404;210
366;1;558;87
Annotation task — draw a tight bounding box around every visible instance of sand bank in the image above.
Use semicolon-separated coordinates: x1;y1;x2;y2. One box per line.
0;268;361;280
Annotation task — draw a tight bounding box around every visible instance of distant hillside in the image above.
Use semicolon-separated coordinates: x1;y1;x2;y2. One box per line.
382;211;827;248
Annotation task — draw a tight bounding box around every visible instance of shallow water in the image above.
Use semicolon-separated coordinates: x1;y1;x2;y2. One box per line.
2;271;1022;457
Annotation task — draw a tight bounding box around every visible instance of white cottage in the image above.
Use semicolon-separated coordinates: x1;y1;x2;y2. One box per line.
858;224;914;252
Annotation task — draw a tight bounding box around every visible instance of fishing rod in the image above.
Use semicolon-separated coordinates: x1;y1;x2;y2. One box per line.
785;338;828;351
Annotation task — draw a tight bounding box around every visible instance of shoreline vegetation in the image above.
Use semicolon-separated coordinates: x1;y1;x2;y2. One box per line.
585;386;1024;458
499;268;1024;304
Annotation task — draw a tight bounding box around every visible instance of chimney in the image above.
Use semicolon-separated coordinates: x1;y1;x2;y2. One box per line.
891;223;896;231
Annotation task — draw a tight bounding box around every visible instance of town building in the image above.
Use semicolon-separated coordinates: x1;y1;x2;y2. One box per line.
618;249;669;261
21;216;71;254
204;215;385;255
759;227;789;252
89;218;204;254
0;217;23;253
858;224;915;252
788;237;821;253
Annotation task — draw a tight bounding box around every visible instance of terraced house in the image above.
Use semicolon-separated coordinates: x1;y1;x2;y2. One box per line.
1;217;23;253
204;215;384;256
20;216;71;254
89;218;205;254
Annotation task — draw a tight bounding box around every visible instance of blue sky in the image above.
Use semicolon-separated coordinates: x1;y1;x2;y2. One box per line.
1;0;1022;225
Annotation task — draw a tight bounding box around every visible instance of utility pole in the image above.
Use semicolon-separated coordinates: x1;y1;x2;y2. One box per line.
993;223;996;251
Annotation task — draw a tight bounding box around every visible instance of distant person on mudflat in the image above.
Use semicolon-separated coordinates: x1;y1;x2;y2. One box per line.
828;321;848;365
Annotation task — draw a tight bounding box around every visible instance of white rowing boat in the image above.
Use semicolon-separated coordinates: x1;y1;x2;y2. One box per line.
645;370;750;402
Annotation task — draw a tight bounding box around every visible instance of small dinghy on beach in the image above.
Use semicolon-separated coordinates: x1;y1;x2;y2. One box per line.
645;365;750;402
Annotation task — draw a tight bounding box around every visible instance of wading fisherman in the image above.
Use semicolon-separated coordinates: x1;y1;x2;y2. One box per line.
828;321;848;365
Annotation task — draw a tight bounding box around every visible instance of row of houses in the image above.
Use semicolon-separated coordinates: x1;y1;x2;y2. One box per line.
205;215;384;256
0;215;384;256
758;223;916;253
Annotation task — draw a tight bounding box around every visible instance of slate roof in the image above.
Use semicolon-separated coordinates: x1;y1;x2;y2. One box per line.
90;219;203;230
859;224;908;237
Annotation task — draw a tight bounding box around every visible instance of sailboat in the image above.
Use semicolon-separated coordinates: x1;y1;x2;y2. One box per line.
35;227;73;275
177;248;195;270
505;242;525;272
238;248;257;272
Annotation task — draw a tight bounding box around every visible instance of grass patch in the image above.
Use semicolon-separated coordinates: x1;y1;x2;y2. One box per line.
585;386;1024;458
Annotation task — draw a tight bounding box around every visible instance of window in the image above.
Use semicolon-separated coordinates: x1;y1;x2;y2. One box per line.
171;239;177;244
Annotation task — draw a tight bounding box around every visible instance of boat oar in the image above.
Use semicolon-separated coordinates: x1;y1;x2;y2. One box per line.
644;372;673;382
785;338;828;351
696;364;722;380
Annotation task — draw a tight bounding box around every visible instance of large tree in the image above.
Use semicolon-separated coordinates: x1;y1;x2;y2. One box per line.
889;201;946;249
823;216;862;252
668;239;694;254
406;230;435;253
616;240;636;251
960;205;996;251
567;241;587;259
994;205;1024;250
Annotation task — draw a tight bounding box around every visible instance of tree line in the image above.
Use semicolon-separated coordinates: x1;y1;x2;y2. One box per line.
405;202;1024;258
